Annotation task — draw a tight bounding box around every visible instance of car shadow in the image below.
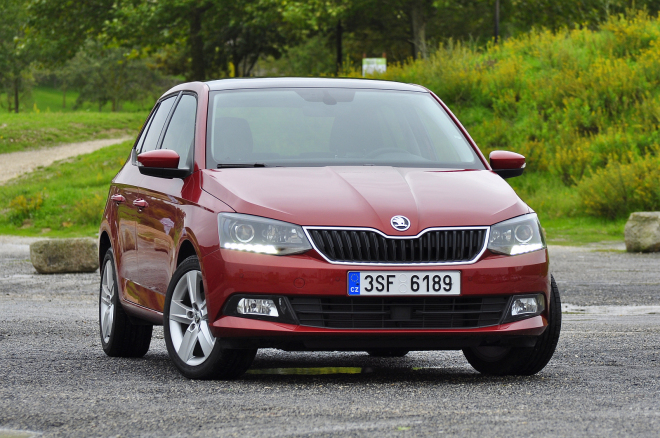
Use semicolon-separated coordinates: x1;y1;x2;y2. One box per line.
131;350;554;384
240;351;551;384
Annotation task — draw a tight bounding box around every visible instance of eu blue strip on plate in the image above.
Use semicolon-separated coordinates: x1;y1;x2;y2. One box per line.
348;272;361;295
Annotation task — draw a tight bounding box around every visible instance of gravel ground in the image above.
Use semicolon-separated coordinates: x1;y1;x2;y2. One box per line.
550;244;660;307
0;239;659;437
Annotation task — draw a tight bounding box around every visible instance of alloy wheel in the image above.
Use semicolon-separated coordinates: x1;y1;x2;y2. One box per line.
100;259;115;344
168;270;216;366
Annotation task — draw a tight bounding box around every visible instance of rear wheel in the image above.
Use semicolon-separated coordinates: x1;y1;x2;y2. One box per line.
463;275;562;376
163;256;256;379
366;349;410;358
99;248;152;357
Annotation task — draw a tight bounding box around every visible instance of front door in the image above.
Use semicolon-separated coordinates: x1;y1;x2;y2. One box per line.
135;93;198;309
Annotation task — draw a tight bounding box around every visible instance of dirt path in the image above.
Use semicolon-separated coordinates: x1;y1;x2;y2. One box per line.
0;137;132;185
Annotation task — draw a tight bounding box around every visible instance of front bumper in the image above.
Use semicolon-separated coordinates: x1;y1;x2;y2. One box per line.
211;314;546;350
202;247;550;350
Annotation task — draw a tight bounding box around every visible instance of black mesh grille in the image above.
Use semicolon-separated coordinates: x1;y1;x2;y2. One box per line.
307;228;487;264
289;296;508;329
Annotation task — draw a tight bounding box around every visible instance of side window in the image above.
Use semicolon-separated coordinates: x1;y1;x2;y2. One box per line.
139;95;177;153
160;94;197;169
135;112;155;152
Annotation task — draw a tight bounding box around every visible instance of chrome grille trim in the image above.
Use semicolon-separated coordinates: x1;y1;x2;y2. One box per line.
303;226;490;266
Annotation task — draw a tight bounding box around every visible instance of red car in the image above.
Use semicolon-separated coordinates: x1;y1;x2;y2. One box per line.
98;78;560;379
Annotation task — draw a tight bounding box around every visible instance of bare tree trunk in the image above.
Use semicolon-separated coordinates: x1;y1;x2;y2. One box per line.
189;6;206;81
336;20;343;75
411;1;428;60
494;0;500;43
13;78;19;113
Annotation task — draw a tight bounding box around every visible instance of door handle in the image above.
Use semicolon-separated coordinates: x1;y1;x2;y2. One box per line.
133;199;149;208
110;194;125;203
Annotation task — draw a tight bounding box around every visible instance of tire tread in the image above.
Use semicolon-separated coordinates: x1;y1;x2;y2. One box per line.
163;256;256;380
100;248;153;358
463;275;561;376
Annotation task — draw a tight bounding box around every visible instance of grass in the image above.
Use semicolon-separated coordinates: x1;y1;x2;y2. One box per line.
0;138;625;244
29;85;156;113
0;111;146;155
7;15;658;241
540;216;625;246
0;141;132;237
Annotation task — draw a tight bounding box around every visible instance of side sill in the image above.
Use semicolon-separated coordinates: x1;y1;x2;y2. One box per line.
120;298;163;325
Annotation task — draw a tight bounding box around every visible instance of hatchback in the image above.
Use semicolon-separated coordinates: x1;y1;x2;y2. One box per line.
98;78;560;379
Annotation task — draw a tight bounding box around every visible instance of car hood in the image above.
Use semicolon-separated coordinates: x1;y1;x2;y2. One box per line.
201;167;530;235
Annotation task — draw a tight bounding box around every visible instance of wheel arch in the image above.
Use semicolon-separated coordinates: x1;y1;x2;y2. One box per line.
99;231;112;267
176;238;199;267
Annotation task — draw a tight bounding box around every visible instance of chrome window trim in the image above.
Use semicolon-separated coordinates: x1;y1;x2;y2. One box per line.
303;226;490;266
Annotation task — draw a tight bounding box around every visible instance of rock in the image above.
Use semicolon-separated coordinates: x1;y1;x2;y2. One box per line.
625;212;660;253
29;238;99;274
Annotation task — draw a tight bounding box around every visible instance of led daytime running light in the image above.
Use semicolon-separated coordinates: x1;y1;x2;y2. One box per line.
509;243;544;255
224;242;278;254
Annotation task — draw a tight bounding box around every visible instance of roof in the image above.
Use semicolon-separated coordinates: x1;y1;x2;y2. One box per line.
205;77;427;92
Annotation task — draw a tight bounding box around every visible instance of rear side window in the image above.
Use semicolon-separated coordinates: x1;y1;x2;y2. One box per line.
139;95;177;153
160;94;197;169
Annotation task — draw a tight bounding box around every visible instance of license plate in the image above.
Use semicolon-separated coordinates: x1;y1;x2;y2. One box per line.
348;271;461;296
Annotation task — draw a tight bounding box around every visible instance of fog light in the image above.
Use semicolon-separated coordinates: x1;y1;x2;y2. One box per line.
236;298;279;317
511;296;541;316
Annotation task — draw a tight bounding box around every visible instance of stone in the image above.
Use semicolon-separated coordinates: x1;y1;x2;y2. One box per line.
29;238;99;274
625;212;660;253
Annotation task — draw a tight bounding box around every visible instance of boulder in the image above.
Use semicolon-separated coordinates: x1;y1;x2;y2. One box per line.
30;238;99;274
625;212;660;253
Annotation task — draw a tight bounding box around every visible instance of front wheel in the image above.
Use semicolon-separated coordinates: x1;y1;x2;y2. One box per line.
163;256;256;379
463;275;562;376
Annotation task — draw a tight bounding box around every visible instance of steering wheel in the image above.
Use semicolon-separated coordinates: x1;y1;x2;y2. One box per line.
363;148;410;158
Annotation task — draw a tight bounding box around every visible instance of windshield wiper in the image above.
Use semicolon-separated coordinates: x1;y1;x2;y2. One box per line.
217;163;267;168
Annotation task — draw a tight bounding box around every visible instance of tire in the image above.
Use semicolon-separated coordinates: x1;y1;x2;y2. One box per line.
366;349;410;358
99;248;152;358
163;256;257;380
463;275;562;376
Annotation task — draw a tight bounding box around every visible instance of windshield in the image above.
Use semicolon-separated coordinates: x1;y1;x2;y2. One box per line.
206;88;485;169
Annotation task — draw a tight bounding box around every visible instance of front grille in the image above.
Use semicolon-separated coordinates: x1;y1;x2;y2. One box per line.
289;296;508;329
307;228;487;264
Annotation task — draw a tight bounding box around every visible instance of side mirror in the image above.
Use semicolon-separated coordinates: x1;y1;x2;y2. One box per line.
489;150;526;179
137;149;190;179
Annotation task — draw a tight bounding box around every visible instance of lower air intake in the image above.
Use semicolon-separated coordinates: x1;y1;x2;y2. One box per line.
289;296;508;329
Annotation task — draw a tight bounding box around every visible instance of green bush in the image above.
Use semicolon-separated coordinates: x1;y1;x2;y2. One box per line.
356;10;660;219
577;156;660;219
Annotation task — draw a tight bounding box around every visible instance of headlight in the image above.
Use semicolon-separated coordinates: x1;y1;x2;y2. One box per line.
218;213;312;256
488;213;546;256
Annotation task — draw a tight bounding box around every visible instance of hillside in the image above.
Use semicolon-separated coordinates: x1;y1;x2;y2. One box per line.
367;11;660;220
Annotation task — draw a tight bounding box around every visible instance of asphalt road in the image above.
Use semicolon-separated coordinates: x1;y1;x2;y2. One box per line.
1;239;659;437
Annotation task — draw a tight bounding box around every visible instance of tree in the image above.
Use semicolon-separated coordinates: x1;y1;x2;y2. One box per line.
106;0;291;79
64;41;173;111
0;0;36;113
27;0;117;63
